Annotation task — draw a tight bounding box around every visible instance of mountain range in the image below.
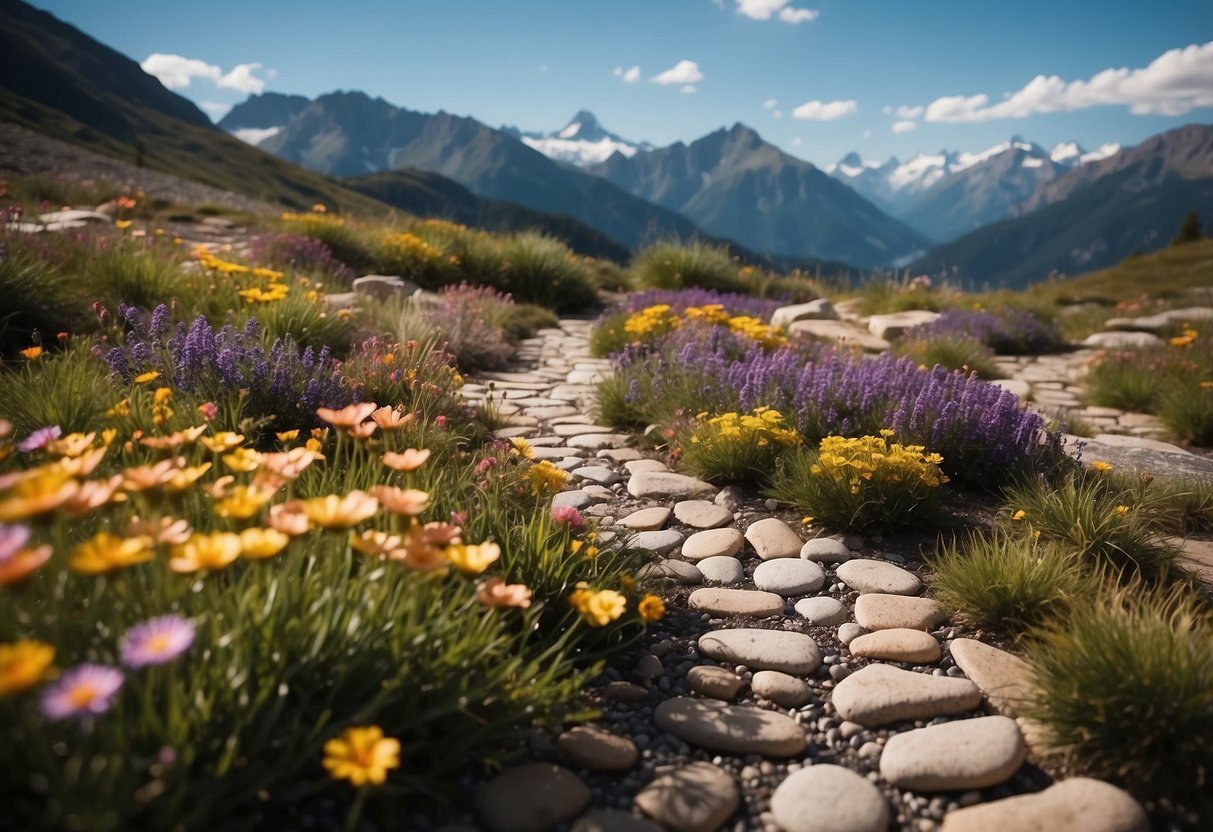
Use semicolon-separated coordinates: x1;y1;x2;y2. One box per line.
501;110;651;167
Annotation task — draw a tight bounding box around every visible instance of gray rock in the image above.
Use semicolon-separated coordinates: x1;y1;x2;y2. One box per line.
619;507;674;531
682;528;744;561
688;588;784;617
790;319;891;352
770;765;890;832
836;559;922;595
880;715;1025;791
673;499;734;529
1080;331;1163;349
832;664;981;727
602;681;649;702
837;623;868;646
573;810;664;832
990;378;1032;399
849;628;941;664
572;466;624;486
566;433;630;450
552;490;604;510
654;697;807;757
556;726;639;773
753;559;826;596
771;299;839;329
474;763;591;832
624;459;669;475
868;310;941;341
854;594;946;631
637;559;704;585
744;517;803;560
800;538;854;563
751;670;813;708
628;472;716;499
686;665;744;701
629;529;685;555
696;556;745;585
699;629;822;675
1073;433;1213;480
794;596;850;626
939;777;1148;832
634;762;739;832
949;639;1035;718
353;274;421;300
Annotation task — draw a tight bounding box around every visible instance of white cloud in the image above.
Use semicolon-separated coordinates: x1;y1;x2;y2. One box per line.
773;109;783;119
198;101;231;120
651;60;704;86
763;98;779;109
141;53;220;89
923;39;1213;122
613;65;641;83
881;105;892;115
892;120;917;133
735;0;818;24
681;85;698;94
791;137;803;146
218;62;268;94
895;104;924;119
792;99;858;120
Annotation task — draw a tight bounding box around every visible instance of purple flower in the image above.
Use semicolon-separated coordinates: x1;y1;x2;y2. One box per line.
120;615;196;668
0;524;32;561
40;664;124;722
17;425;61;453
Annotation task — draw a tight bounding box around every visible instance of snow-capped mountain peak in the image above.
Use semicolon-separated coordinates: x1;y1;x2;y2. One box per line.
512;110;652;167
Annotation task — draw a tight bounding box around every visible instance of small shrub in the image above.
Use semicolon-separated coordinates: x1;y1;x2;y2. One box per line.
767;432;948;531
500;303;558;341
246;232;356;284
630;241;744;294
0;341;116;435
895;333;1000;379
906;308;1065;355
1085;356;1168;411
929;532;1096;634
1025;586;1213;816
0;245;86;354
679;407;801;485
1161;383;1213;446
279;211;375;272
498;232;598;312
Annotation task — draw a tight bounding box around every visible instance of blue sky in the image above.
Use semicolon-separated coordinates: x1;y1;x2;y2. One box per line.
33;0;1213;166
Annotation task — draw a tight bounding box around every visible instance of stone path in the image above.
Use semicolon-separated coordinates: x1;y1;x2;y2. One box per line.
449;318;1149;832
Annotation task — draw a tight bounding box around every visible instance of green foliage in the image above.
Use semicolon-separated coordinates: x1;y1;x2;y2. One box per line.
279;212;377;273
5;173;123;208
767;435;948;532
497;232;598;312
0;341;116;435
678;408;802;486
1171;210;1205;247
895;333;1000;379
0;244;87;354
1161;384;1213;446
854;276;957;314
1024;585;1213;816
588;310;632;358
929;531;1096;635
630;240;744;293
1085;356;1169;412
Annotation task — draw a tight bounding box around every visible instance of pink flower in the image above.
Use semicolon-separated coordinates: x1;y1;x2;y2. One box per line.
551;505;586;529
119;615;196;668
40;664;124;721
17;425;61;453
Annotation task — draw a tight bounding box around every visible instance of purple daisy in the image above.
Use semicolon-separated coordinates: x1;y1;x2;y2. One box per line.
17;425;61;453
40;664;124;721
119;615;196;669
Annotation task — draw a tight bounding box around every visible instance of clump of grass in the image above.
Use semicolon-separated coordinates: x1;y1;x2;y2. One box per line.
86;243;187;311
767;434;949;532
5;172;123;208
1085;357;1169;411
594;375;647;430
854;275;958;314
0;341;117;435
1024;585;1213;817
0;245;87;354
630;240;744;294
279;211;376;272
588;310;632;358
895;333;1001;379
678;407;801;486
1004;472;1180;580
929;531;1097;635
498;232;598;312
1161;384;1213;446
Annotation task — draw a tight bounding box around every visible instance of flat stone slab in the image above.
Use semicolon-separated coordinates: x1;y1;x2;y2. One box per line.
673;499;734;529
687;665;745;701
800;538;854;563
474;763;592;832
682;528;744;561
940;777;1148;832
628;472;716;499
744;517;803;560
637;559;703;585
619;507;673;531
557;726;639;773
1080;331;1163;349
688;588;784;617
832;664;982;727
697;556;745;585
949;638;1035;718
854;594;946;631
770;765;890;832
880;715;1026;790
572;466;624;486
624;459;669;474
790;319;891;352
849;628;941;664
552;490;605;511
836;559;922;595
1072;433;1213;480
634;762;739;832
699;628;822;675
553;423;614;436
628;530;685;555
868;310;941;340
752;559;826;596
566;433;630;450
794;596;850;626
990;378;1032;399
771;299;838;329
654;697;807;757
751;670;813;708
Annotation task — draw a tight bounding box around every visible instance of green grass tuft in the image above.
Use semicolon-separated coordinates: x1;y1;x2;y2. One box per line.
630;240;744;293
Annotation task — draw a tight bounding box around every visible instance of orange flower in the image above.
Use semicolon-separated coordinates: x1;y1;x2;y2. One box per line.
369;486;429;516
268;502;311;536
125;515;192;545
370;406;414;430
476;576;533;609
52;447;108;478
638;594;665;622
200;432;245;453
396;535;448;571
301;492;379;528
382;448;430;472
70;533;154;574
60;475;125;516
139;425;208;450
0;640;55;695
0;544;52;586
20;346;43;361
347;420;378;440
260;447;324;479
222;447;261;473
316;402;377;429
122;457;184;492
420;521;461;546
169;532;242;573
350;529;404;558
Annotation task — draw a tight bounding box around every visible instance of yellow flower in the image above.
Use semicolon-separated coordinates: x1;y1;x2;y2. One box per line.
801;516;814;526
215;484;274;519
0;640;55;696
1114;504;1131;516
239;528;290;560
70;532;154;574
200;432;245;453
638;594;665;622
1092;461;1112;473
115;219;132;229
165;462;213;492
568;585;627;627
222;447;261;473
301;492;379;528
322;725;400;787
20;346;43;361
44;432;97;458
134;371;160;384
528;460;569;495
276;429;300;442
1012;509;1026;521
169;532;243;573
510;437;534;459
446;542;501;575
